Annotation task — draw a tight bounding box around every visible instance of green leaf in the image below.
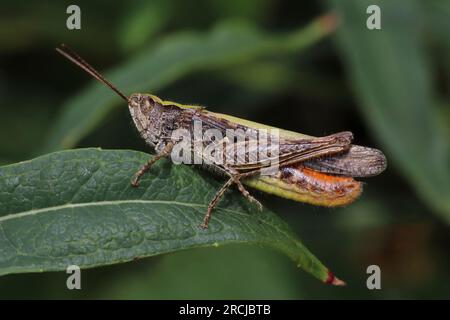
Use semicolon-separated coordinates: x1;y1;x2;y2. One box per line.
101;245;303;299
328;0;450;221
118;0;174;53
42;15;338;152
0;149;342;284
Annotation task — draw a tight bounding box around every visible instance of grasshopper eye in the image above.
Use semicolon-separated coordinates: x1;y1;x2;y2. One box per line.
129;94;155;116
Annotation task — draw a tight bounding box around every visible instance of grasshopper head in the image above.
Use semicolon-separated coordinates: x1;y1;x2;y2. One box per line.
128;93;155;133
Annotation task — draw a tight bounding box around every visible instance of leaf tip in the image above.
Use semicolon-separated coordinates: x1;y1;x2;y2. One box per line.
317;12;340;34
325;271;346;286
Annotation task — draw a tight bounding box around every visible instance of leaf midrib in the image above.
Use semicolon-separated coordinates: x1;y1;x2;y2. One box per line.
0;199;262;224
0;200;207;223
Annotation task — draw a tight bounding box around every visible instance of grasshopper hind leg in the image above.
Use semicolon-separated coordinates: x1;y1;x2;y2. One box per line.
233;176;263;211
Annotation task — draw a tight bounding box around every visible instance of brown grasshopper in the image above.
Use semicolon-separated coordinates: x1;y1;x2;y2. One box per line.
56;45;387;228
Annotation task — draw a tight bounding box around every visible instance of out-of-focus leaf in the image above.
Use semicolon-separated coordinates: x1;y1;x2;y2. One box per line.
209;0;273;23
221;62;296;93
328;0;450;221
424;0;450;98
222;62;347;101
118;0;174;53
424;0;450;50
102;245;302;299
42;15;338;152
0;103;52;160
0;148;341;284
0;2;124;53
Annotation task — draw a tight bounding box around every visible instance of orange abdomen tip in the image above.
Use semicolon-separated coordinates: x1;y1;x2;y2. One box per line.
280;165;362;207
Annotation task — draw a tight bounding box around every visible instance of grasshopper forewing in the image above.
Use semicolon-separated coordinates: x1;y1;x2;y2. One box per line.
56;45;387;228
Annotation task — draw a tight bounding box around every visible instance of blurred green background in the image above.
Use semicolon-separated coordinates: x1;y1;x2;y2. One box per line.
0;0;449;299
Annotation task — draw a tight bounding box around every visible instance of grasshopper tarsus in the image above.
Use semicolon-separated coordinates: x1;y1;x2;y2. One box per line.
199;221;209;229
131;170;146;188
130;179;140;188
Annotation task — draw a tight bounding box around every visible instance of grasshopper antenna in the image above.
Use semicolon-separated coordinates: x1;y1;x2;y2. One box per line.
56;44;129;102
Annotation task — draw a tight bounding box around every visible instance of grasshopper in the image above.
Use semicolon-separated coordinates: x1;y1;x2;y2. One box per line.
56;45;387;228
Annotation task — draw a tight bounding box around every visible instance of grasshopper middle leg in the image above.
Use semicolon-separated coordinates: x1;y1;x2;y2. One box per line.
201;177;235;229
201;171;262;229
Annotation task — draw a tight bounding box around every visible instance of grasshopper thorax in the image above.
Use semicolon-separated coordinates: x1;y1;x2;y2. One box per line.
128;93;184;149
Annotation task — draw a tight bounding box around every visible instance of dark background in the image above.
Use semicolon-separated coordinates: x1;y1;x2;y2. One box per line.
0;0;449;299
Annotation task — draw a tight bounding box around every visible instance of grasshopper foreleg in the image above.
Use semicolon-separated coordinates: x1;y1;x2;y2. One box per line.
131;142;174;187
